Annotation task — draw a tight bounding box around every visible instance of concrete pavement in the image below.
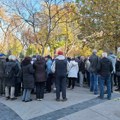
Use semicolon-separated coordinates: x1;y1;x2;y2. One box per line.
0;87;120;120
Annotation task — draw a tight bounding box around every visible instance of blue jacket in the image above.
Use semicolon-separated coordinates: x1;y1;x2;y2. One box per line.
46;59;52;75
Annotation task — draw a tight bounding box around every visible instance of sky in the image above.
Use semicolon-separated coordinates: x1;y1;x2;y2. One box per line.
0;0;76;40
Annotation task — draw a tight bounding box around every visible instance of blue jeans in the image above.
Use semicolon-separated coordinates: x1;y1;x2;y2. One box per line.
99;75;111;99
22;89;32;101
90;72;98;94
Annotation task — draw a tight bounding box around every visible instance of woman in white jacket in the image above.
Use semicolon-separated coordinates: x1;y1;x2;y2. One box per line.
68;58;79;89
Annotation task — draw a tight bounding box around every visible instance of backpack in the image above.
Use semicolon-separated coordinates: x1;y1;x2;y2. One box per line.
5;63;15;78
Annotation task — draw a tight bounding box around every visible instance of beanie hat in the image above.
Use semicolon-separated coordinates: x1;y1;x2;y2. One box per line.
57;51;63;55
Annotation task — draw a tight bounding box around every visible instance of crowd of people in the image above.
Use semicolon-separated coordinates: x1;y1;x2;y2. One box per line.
0;50;120;102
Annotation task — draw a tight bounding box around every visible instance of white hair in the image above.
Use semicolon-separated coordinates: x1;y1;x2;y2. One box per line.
8;55;16;61
102;52;107;58
92;49;97;54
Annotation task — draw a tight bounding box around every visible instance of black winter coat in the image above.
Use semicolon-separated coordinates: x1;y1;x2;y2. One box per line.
5;61;19;87
0;58;6;78
98;57;113;76
79;60;85;74
22;64;35;89
33;59;46;82
116;60;120;72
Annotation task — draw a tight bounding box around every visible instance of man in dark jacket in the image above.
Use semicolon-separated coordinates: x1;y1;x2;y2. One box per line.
0;56;6;96
98;52;113;100
51;51;69;101
89;49;99;94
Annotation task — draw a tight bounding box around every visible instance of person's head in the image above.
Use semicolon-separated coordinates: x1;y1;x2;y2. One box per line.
67;57;71;62
22;57;31;65
8;55;16;61
80;56;85;61
46;55;52;60
102;52;107;58
36;55;41;61
109;51;113;54
92;49;97;54
57;50;63;56
0;55;6;59
6;58;9;62
71;58;75;61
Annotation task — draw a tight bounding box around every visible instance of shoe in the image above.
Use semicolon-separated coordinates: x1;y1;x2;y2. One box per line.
62;98;68;102
56;98;60;102
37;99;40;101
107;97;111;100
37;98;43;101
25;99;32;102
97;96;104;99
115;88;120;91
90;90;93;92
11;97;17;100
6;96;10;100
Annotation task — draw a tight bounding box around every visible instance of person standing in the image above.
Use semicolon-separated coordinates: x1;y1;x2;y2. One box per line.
51;51;69;101
89;49;99;95
79;56;85;87
68;58;79;89
14;59;21;97
33;55;46;101
4;55;19;100
21;57;35;102
0;55;6;96
115;58;120;91
85;57;91;87
108;52;117;92
45;55;53;93
97;52;113;100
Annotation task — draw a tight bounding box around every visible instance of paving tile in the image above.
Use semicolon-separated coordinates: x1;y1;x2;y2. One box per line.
0;102;22;120
58;109;110;120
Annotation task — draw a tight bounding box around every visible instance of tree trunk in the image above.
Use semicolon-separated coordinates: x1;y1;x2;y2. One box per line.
41;47;45;56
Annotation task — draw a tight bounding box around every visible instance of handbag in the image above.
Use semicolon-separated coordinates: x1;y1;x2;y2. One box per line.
116;71;120;76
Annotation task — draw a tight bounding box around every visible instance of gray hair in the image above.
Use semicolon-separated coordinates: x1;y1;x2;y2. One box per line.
8;55;16;61
92;49;97;54
102;52;107;58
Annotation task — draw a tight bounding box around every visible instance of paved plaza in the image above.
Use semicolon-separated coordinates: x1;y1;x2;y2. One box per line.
0;87;120;120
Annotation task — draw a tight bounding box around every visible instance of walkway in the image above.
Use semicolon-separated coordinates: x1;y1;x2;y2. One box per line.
0;87;120;120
